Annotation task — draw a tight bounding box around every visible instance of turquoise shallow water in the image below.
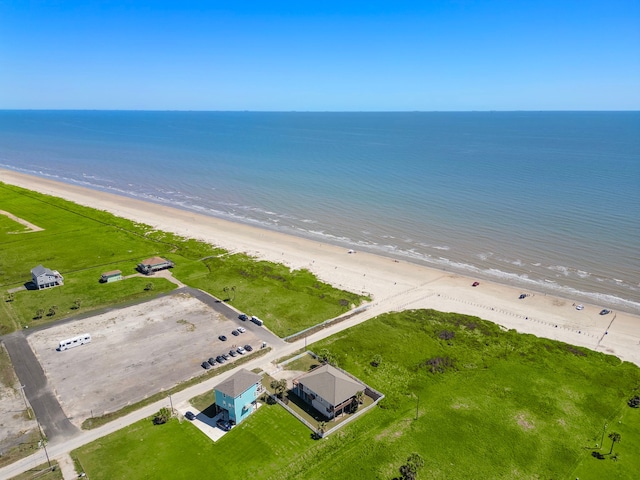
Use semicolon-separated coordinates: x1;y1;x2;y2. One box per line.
0;111;638;312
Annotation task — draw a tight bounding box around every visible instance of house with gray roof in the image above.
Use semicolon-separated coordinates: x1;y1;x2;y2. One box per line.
31;265;64;290
214;369;262;424
293;364;365;419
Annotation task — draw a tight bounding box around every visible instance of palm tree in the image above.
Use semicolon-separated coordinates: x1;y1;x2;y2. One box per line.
223;286;229;301
35;308;45;319
231;286;236;301
72;299;82;310
48;305;58;317
145;282;154;291
317;421;326;434
608;432;621;454
356;390;365;405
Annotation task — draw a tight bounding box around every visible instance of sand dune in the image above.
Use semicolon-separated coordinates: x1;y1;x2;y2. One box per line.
2;168;639;366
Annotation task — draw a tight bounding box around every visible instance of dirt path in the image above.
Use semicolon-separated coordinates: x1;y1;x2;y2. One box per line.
0;210;44;233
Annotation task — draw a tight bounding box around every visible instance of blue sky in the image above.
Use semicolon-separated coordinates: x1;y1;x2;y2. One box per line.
1;1;638;110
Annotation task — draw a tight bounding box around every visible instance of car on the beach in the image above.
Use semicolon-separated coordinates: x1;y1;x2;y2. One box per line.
216;419;232;431
185;411;196;421
218;335;227;341
201;361;211;370
236;346;246;355
472;281;480;287
239;314;248;321
208;357;216;366
244;344;253;352
519;293;527;299
576;304;584;311
600;309;611;315
237;327;246;333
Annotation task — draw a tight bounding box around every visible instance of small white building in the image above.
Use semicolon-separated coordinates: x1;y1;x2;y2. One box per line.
31;265;64;290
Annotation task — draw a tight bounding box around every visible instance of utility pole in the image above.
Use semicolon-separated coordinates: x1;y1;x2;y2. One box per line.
18;384;31;418
35;419;51;469
168;394;174;414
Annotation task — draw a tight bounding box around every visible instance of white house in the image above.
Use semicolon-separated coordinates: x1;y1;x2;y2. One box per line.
31;265;64;290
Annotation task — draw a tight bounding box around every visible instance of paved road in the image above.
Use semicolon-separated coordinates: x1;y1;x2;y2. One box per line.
0;287;382;480
2;332;78;441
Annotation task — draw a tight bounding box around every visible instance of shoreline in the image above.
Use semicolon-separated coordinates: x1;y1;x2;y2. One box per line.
2;167;639;366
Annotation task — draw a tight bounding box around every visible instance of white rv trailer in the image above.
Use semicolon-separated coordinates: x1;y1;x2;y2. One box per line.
57;333;91;351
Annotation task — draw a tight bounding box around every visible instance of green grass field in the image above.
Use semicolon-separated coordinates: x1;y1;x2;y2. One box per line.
0;182;367;335
72;310;640;479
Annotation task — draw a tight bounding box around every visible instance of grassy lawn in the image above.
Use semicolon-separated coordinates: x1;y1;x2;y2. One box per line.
9;462;62;480
72;406;313;480
0;182;368;335
69;309;640;479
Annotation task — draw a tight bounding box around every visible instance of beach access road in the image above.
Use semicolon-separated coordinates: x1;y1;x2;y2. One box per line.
24;290;274;429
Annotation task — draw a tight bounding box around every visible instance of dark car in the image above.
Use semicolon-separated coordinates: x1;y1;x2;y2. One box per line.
229;349;237;357
218;335;227;341
185;411;196;421
216;355;226;363
231;329;240;336
208;357;216;366
519;293;527;299
244;344;253;352
239;314;248;321
472;281;480;287
222;353;230;360
201;361;211;370
600;309;611;315
216;419;232;431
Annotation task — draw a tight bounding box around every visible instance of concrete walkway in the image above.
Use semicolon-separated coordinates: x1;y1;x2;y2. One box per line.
55;452;77;480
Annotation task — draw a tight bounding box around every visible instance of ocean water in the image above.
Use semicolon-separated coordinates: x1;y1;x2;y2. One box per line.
1;111;638;313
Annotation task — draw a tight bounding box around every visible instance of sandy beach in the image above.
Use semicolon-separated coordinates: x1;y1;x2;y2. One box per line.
2;167;639;366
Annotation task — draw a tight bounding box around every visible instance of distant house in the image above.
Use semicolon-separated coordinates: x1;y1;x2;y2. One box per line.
214;369;262;425
100;270;123;283
292;364;364;419
31;265;64;290
136;256;174;275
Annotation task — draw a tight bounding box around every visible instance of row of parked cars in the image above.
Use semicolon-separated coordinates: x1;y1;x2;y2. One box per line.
201;343;254;370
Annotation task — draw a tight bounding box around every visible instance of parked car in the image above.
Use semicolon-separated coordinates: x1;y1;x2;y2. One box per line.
251;316;263;326
600;309;611;315
472;281;480;287
576;304;584;311
222;353;230;360
218;335;227;341
201;361;211;370
229;349;237;357
236;346;246;355
216;355;226;363
185;411;196;421
208;357;216;366
231;329;240;336
519;293;527;299
239;314;248;321
244;344;253;352
216;419;232;431
237;327;246;333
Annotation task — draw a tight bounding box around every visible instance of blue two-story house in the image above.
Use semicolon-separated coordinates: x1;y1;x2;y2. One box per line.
215;369;262;425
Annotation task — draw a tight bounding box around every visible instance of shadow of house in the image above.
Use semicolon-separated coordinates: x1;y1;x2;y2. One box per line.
292;364;365;420
30;265;64;290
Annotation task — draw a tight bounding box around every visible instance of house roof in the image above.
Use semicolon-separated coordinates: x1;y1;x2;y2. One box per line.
140;257;170;266
31;265;54;277
215;369;261;398
102;270;122;276
297;364;364;406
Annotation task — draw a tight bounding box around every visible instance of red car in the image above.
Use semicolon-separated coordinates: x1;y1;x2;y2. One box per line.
472;281;480;287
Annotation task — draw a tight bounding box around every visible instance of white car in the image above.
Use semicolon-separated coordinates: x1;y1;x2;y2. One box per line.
236;346;246;355
237;327;246;333
576;304;584;311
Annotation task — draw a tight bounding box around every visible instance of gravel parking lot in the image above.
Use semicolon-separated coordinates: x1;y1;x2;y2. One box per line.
27;292;260;427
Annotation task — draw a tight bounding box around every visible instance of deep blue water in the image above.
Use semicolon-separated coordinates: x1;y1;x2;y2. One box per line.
1;111;638;312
